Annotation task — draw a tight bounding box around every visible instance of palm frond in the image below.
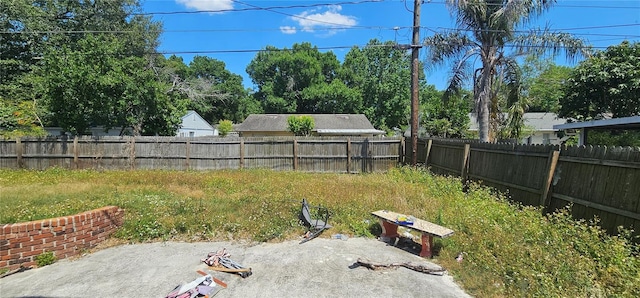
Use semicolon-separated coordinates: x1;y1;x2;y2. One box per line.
512;28;592;61
444;58;471;102
423;31;475;67
501;57;522;107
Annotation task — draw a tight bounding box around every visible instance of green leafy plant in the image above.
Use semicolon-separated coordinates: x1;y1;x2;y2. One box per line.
35;251;56;267
217;120;233;137
287;115;314;136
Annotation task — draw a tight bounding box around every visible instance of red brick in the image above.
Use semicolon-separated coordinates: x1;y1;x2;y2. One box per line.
22;239;43;248
33;242;55;250
33;232;54;241
12;246;31;254
22;249;43;258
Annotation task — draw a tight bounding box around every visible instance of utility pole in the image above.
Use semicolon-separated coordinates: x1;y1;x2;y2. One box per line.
410;0;421;166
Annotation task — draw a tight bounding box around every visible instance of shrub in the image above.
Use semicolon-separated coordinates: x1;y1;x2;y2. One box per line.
217;120;233;137
35;251;56;267
287;115;314;136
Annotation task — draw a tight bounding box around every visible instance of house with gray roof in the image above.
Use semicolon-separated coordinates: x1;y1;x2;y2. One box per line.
235;114;386;137
469;112;570;145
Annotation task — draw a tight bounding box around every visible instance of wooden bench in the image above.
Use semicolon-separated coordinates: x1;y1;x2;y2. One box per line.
371;210;454;258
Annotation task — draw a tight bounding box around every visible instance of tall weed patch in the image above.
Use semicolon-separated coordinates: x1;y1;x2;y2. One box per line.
0;168;637;297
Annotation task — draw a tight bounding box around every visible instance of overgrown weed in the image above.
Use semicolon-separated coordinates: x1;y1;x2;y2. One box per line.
0;168;637;296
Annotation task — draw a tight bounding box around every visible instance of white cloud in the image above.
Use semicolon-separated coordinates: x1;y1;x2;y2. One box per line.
176;0;234;12
280;26;297;34
290;5;357;35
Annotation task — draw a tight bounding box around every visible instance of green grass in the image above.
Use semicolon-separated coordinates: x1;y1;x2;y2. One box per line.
0;167;638;297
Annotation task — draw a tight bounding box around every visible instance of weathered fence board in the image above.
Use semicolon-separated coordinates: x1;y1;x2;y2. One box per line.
411;138;639;239
0;136;401;173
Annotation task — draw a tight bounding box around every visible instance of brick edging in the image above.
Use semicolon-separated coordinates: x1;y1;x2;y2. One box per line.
0;206;124;271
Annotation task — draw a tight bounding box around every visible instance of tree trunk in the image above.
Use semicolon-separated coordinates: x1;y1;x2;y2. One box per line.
477;71;492;142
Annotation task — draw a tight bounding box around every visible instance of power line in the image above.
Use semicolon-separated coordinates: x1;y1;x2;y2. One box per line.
229;0;372;29
3;23;638;39
155;42;614;56
136;0;384;16
423;1;640;9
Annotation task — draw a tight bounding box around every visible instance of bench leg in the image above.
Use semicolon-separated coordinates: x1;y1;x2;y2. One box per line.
378;219;399;243
420;233;433;258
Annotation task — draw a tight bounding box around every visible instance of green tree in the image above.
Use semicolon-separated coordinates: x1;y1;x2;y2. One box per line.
559;41;640;121
1;0;151;100
246;43;341;113
521;56;572;112
1;0;177;135
424;0;588;142
164;55;260;124
287;115;315;136
421;86;472;138
340;39;415;132
300;80;362;114
39;34;186;135
217;120;233;137
0;97;46;139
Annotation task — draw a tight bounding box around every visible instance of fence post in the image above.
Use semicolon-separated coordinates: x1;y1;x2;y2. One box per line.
16;138;23;168
129;136;136;170
293;139;298;171
73;136;79;169
425;139;433;166
400;137;405;165
347;138;351;174
461;143;470;181
539;149;560;210
239;138;244;169
185;140;191;170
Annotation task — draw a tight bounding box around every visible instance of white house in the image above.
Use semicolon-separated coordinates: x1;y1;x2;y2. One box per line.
46;110;218;137
177;110;218;137
469;112;570;145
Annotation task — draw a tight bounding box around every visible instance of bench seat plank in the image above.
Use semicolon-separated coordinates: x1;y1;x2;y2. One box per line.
372;210;454;238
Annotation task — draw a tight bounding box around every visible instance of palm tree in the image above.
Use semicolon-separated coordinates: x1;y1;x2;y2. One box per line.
424;0;589;142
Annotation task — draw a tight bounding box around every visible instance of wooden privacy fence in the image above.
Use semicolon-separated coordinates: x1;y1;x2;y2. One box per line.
407;138;640;238
0;136;402;173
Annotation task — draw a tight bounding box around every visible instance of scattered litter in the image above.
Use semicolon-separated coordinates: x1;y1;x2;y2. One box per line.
395;215;415;226
202;248;252;278
456;252;465;263
331;233;349;241
353;258;446;276
165;270;224;298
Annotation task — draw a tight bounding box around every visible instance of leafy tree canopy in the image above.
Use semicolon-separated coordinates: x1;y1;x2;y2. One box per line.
521;55;572;113
38;34;187;136
246;43;340;113
0;97;46;139
421;85;472;138
160;55;260;124
559;41;640;120
340;39;416;132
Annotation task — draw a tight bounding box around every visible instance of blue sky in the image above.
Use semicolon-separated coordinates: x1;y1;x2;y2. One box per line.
141;0;640;90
